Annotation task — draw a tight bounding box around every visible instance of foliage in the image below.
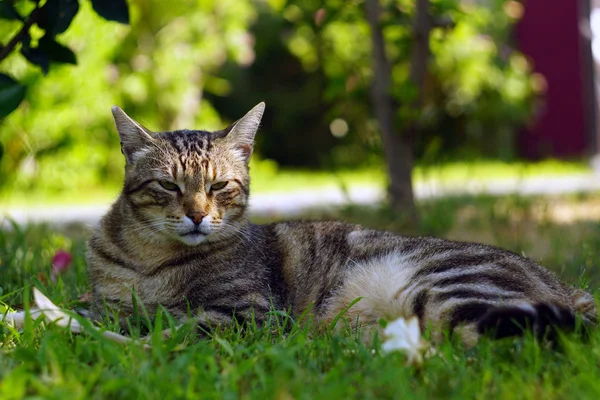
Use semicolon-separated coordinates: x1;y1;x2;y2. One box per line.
0;0;257;194
212;0;539;167
286;0;537;165
0;0;540;198
2;193;600;398
0;0;130;118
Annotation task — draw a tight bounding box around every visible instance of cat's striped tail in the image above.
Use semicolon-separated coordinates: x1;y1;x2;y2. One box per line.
477;288;597;340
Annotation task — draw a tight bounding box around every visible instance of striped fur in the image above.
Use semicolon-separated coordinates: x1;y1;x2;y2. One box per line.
87;103;597;345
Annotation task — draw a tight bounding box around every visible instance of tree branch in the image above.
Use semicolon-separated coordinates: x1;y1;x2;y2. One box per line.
0;7;41;64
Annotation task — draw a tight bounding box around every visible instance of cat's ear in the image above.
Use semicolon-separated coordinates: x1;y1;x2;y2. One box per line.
220;102;265;162
111;106;155;163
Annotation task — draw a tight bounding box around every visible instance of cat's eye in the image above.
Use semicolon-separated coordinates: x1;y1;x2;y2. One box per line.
158;180;179;191
210;181;228;191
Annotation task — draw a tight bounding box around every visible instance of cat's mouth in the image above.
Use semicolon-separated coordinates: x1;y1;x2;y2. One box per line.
182;231;204;237
177;227;212;246
181;227;211;237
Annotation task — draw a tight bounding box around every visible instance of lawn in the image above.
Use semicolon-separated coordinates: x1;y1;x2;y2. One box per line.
1;192;600;399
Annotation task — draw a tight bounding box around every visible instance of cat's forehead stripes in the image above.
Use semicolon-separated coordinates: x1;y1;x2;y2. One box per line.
159;130;211;154
153;129;224;186
157;129;228;154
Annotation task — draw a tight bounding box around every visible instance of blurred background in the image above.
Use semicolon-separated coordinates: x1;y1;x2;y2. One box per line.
2;0;600;299
0;0;598;223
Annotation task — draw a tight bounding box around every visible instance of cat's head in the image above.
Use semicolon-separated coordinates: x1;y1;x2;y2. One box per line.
111;103;264;246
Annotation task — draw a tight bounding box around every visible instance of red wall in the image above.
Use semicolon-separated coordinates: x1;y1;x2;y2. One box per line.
516;0;587;158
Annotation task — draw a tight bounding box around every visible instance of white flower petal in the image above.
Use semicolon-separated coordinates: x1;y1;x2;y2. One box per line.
33;288;83;333
3;288;149;348
382;337;410;349
381;316;426;365
406;317;420;340
1;309;43;329
382;339;411;353
34;289;149;347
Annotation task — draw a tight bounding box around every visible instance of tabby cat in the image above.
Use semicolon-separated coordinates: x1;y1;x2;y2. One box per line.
87;103;597;346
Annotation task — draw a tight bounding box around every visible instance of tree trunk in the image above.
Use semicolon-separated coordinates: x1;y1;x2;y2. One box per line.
365;0;431;225
407;0;432;141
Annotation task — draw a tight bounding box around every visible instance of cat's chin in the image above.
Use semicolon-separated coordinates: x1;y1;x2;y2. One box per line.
177;232;209;246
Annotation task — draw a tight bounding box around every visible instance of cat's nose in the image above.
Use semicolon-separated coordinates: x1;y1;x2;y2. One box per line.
186;211;206;225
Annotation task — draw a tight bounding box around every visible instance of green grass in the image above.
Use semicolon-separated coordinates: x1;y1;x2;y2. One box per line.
412;159;590;183
0;158;590;208
2;193;600;399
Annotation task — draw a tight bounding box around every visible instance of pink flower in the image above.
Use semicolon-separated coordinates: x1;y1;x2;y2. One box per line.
52;250;72;275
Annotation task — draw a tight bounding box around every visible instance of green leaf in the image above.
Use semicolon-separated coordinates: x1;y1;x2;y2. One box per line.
214;337;235;357
0;73;26;118
0;1;23;21
39;0;80;35
21;46;50;74
90;0;129;24
39;35;77;65
328;296;363;332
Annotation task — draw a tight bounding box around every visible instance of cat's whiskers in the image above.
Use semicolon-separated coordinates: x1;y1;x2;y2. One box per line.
128;218;166;233
217;221;268;259
210;222;246;242
127;218;170;242
216;221;250;240
135;225;172;244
